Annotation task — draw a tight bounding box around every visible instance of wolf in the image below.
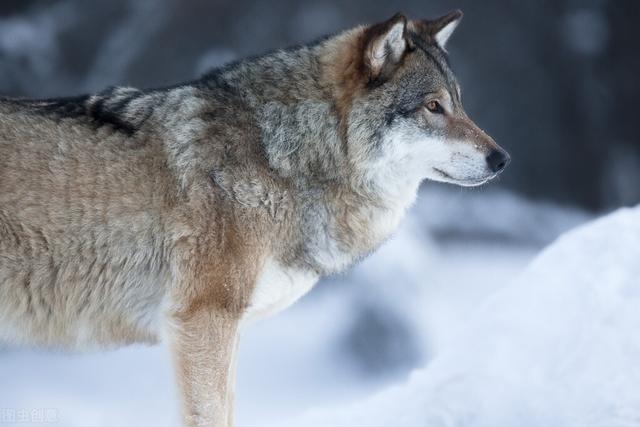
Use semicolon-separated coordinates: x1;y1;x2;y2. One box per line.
0;10;508;427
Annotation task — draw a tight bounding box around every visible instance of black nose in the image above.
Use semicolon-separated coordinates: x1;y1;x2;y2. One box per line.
486;149;511;173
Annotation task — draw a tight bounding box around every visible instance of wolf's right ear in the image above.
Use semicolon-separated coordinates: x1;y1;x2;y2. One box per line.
364;13;409;83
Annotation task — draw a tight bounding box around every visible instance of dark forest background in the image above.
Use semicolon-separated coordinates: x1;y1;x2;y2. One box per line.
1;0;638;210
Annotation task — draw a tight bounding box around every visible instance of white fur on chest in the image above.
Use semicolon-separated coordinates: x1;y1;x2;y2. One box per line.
370;187;418;239
244;259;318;322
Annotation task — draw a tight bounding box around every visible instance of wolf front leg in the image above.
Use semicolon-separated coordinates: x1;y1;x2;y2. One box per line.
166;226;260;426
168;306;240;427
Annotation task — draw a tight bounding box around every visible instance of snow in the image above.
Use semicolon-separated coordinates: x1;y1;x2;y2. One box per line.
0;187;620;427
276;206;640;427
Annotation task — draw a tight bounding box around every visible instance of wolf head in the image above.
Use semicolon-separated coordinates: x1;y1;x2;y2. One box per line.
331;11;510;189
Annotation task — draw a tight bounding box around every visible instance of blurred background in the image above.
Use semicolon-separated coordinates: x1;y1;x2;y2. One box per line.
0;1;638;426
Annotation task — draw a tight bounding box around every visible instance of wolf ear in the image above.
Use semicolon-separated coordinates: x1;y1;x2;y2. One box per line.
364;13;408;82
414;10;463;49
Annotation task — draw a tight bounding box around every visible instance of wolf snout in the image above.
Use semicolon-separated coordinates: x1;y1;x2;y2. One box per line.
486;148;511;174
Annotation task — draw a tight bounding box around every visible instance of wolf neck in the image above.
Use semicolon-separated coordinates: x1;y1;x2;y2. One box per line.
215;43;348;181
213;35;420;274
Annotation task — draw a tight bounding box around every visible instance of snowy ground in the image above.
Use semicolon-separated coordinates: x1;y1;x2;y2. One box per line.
278;205;640;427
0;186;607;427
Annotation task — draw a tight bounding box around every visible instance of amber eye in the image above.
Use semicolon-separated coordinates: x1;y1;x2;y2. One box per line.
425;100;445;114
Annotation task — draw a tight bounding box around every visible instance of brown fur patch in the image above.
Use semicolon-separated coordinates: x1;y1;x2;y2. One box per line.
446;115;500;154
319;26;368;146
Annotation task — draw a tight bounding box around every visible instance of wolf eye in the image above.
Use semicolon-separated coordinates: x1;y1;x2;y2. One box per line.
425;100;444;114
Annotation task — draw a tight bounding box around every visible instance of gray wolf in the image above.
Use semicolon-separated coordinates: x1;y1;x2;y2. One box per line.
0;10;509;426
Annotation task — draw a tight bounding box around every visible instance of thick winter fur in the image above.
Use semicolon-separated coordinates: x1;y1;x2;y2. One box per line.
0;11;508;427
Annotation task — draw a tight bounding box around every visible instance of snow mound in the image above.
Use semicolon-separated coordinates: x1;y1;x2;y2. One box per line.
279;206;640;427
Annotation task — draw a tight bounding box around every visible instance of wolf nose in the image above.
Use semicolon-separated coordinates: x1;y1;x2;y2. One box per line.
486;149;510;173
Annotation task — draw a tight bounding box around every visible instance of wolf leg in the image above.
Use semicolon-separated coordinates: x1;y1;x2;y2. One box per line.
167;307;239;427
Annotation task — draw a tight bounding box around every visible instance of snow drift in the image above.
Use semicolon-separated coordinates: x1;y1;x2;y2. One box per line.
279;206;640;427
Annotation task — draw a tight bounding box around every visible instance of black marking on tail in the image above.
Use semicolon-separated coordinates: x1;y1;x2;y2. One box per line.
87;97;137;135
2;87;150;136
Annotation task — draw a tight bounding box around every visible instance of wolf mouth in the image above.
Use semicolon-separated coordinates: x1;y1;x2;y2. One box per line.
433;167;454;180
433;168;493;187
